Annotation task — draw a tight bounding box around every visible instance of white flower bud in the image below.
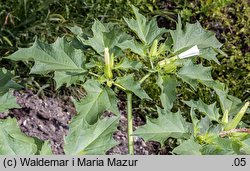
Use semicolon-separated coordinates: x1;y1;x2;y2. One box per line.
104;48;110;65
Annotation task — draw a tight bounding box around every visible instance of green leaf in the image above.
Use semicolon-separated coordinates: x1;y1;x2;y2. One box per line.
5;37;87;89
170;16;222;63
177;60;215;90
199;116;212;134
190;108;200;137
227;95;245;116
73;79;119;124
115;74;150;100
134;107;189;145
183;99;220;122
200;48;220;65
157;75;177;111
33;138;53;155
115;58;143;71
64;116;118;155
240;138;250;154
78;20;107;54
224;102;249;131
0;92;20;113
39;141;53;155
0;118;37;155
200;135;236;154
173;138;202;155
78;20;133;55
172;16;222;51
124;5;166;45
54;71;86;89
214;88;244;117
0;68;22;95
67;25;83;36
117;39;147;57
105;87;120;115
103;24;132;53
5;37;86;74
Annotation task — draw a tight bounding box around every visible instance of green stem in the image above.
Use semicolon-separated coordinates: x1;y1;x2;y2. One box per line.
89;71;99;77
139;72;151;84
127;92;134;155
150;60;154;69
113;83;126;91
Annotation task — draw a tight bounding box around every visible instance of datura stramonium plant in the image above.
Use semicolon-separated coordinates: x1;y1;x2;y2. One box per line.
0;5;249;155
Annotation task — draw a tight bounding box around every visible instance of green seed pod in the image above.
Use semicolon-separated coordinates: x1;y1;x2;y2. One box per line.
158;56;178;73
224;101;249;131
163;63;176;74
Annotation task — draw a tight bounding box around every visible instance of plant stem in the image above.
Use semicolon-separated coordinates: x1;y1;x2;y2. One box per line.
139;72;151;84
127;92;134;155
150;59;154;69
89;71;99;77
113;83;126;91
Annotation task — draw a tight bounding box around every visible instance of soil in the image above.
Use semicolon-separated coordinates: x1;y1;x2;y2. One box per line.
0;90;169;155
1;90;76;154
